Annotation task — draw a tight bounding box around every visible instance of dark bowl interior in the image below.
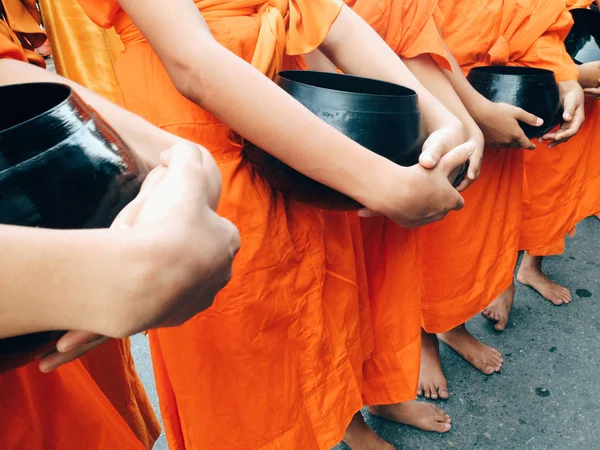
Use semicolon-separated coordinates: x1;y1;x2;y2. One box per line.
244;71;436;210
0;82;145;373
565;8;600;65
467;66;562;138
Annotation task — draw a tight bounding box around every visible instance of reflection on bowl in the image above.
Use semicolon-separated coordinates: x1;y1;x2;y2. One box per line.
0;82;147;373
467;66;562;138
565;8;600;65
244;70;431;210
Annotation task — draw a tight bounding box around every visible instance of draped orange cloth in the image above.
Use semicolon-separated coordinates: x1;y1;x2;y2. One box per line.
344;0;451;404
0;16;145;450
517;2;585;256
36;1;161;446
38;0;123;103
564;0;600;222
78;1;377;448
0;0;45;66
422;0;576;333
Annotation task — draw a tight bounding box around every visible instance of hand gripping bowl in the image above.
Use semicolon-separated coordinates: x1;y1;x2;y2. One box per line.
466;66;562;139
565;8;600;65
243;70;468;210
0;82;147;373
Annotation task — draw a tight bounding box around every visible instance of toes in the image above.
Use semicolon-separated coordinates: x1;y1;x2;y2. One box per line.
438;388;450;400
417;388;423;397
482;364;496;375
432;421;452;433
481;309;491;319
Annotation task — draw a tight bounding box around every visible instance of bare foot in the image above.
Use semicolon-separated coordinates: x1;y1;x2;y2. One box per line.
343;412;395;450
481;283;515;331
417;331;449;400
438;325;503;375
369;402;451;433
516;253;572;305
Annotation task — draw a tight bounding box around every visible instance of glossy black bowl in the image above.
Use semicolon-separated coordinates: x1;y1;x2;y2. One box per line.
244;71;465;210
0;82;147;373
565;8;600;65
467;66;562;138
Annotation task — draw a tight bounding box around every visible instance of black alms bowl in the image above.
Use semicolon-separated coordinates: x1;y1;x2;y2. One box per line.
565;8;600;65
244;70;433;210
467;66;562;138
0;82;147;373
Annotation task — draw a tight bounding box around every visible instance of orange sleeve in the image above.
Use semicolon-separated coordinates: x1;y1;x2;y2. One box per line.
77;0;121;28
348;0;451;71
514;8;579;82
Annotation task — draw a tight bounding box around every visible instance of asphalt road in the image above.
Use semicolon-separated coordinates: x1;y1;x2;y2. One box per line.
132;217;599;450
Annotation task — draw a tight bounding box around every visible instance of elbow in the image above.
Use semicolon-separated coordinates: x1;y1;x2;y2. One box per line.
163;40;220;107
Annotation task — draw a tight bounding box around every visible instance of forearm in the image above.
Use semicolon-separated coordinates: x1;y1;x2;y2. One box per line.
0;59;181;168
0;225;150;338
319;5;461;131
403;54;479;136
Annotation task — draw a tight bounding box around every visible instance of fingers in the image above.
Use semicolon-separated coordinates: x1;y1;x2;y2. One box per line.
55;331;104;353
583;87;600;99
39;334;110;373
419;139;446;169
548;104;585;147
111;166;167;228
439;141;476;177
562;90;577;122
514;131;536;150
515;107;544;128
357;208;383;218
467;144;483;181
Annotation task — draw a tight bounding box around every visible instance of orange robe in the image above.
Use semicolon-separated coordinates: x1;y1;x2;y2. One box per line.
565;0;600;221
345;0;451;404
518;2;584;256
0;8;145;449
79;1;374;448
37;1;162;447
422;0;579;333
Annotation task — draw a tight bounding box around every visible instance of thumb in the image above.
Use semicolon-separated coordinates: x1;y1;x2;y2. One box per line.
440;141;476;176
562;92;576;122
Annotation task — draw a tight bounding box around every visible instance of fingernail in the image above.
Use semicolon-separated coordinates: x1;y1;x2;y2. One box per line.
422;154;436;165
536;118;544;126
468;171;476;180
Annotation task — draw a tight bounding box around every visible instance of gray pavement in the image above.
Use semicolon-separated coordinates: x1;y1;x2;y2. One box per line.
132;224;599;450
133;219;599;450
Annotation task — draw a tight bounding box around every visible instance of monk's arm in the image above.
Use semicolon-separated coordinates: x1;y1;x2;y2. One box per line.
0;59;181;168
117;0;470;226
0;225;154;338
319;5;467;168
401;54;483;182
437;40;543;150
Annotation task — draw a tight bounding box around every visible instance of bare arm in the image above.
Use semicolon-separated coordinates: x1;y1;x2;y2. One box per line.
117;0;470;225
319;6;466;161
0;62;238;340
402;54;484;185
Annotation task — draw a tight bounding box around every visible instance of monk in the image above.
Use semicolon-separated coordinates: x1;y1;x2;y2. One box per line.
515;0;592;307
36;0;160;446
1;5;239;448
566;1;600;223
416;0;584;404
304;1;483;444
77;0;477;448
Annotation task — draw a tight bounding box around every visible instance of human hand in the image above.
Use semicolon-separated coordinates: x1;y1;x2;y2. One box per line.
541;80;585;148
474;100;542;150
360;142;475;227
